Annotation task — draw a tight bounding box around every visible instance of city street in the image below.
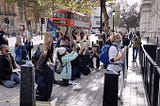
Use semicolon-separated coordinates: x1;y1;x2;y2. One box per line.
1;0;160;105
0;46;148;106
7;35;44;57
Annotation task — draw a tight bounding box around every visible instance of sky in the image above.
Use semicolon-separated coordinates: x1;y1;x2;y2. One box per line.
118;0;141;5
117;0;141;11
127;0;141;5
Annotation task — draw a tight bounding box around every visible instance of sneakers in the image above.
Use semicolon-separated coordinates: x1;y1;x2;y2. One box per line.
72;84;82;91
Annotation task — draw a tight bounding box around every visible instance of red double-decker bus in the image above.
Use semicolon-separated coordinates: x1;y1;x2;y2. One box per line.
52;9;91;39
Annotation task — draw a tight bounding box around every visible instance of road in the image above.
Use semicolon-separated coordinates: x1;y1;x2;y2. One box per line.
7;35;44;57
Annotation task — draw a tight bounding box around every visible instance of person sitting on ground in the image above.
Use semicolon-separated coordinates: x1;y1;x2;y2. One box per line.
14;42;27;65
36;41;55;101
54;43;78;86
71;46;81;80
79;45;91;75
0;44;20;88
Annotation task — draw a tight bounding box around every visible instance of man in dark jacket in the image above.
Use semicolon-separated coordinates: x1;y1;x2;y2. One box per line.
0;44;20;88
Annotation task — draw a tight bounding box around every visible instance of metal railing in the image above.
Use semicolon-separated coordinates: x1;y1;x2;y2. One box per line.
140;44;160;106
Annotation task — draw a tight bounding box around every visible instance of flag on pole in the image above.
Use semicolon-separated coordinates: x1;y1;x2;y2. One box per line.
46;18;58;32
46;18;58;40
46;19;53;32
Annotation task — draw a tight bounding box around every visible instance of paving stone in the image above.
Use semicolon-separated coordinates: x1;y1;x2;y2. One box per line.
0;48;149;106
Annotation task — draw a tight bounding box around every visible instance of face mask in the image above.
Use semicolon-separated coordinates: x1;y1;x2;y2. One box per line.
117;39;122;44
115;39;122;48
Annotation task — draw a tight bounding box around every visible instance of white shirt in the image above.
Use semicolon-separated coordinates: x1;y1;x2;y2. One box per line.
107;45;123;73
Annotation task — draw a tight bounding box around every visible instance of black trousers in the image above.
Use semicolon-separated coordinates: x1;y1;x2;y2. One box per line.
27;49;32;60
36;84;53;101
56;79;69;86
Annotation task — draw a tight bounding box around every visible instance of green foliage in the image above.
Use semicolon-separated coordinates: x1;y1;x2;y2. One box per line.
3;0;16;3
3;0;100;23
53;0;99;15
118;1;140;31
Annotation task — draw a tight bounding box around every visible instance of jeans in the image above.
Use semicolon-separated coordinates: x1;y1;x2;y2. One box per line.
1;73;20;88
132;47;139;60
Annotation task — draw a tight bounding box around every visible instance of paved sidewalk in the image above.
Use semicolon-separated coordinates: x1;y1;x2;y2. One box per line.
7;35;44;57
121;48;148;106
0;47;148;106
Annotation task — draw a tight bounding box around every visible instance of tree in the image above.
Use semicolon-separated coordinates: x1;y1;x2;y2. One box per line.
3;0;99;33
100;0;116;34
118;1;140;32
4;0;99;22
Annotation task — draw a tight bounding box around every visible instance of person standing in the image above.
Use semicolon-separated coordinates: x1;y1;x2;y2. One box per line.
0;25;8;46
128;31;133;41
103;33;127;106
107;33;127;73
80;30;84;40
132;31;141;62
24;38;33;60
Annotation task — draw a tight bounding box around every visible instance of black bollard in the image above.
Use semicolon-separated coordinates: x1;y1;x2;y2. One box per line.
20;63;36;106
103;71;119;106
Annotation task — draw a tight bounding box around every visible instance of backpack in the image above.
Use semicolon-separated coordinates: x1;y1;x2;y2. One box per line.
54;58;66;74
100;45;111;66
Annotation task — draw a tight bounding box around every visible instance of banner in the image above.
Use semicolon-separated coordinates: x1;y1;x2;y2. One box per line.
46;19;58;32
44;32;52;45
16;36;23;45
46;18;59;40
27;31;33;39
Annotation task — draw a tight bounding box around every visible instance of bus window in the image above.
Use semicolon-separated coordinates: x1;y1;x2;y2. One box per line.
53;12;68;18
68;13;72;18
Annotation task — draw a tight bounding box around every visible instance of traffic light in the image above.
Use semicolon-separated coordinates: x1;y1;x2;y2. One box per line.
41;18;45;24
4;17;9;24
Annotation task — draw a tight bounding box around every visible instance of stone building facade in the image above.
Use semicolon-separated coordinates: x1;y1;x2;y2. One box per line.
0;1;19;36
140;0;160;38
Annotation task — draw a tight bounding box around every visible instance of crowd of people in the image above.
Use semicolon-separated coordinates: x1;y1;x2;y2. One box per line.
0;23;141;101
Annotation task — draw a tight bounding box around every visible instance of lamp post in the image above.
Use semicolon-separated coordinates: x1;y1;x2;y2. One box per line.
100;0;103;33
112;9;115;32
12;13;16;36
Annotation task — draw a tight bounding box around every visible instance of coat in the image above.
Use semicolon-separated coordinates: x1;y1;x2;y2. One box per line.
0;53;17;80
0;37;8;46
14;45;27;65
61;51;78;80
